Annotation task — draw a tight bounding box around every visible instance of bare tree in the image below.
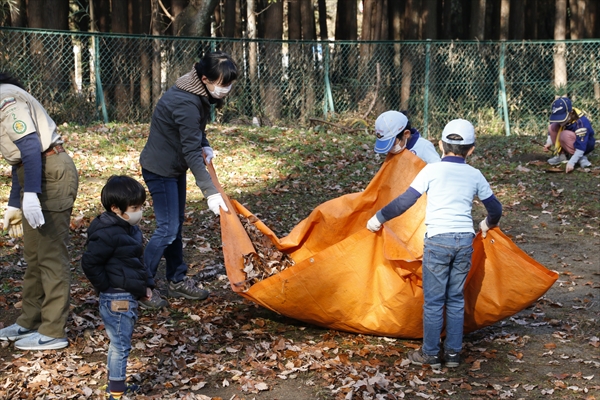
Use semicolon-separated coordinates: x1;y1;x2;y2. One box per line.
334;0;357;40
401;0;418;110
553;0;567;90
500;0;510;40
470;0;486;40
317;0;328;40
260;0;283;121
423;0;438;39
9;0;25;26
569;0;586;39
173;0;220;36
151;0;162;107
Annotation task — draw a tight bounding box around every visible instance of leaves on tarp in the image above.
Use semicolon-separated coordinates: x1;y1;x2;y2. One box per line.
238;215;295;291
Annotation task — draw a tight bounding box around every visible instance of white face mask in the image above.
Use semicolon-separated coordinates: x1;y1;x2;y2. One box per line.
389;141;407;154
119;210;143;226
208;84;232;99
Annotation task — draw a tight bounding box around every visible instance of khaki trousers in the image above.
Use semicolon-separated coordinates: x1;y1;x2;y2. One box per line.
16;151;78;338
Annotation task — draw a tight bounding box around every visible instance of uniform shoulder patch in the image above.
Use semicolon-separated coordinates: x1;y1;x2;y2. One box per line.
13;120;27;134
0;97;16;111
575;127;587;136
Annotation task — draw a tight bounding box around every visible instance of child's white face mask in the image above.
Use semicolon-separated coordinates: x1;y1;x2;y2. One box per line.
390;141;407;154
119;210;143;226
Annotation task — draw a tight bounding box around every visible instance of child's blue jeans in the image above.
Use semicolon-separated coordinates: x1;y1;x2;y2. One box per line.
421;232;475;356
99;292;138;381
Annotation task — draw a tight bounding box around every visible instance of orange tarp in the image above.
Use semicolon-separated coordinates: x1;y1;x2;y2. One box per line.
210;151;558;338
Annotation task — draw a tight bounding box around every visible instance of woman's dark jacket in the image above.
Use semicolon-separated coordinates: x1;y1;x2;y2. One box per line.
81;212;154;299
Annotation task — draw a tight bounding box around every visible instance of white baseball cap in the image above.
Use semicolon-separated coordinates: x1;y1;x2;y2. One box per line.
441;119;475;145
374;111;409;154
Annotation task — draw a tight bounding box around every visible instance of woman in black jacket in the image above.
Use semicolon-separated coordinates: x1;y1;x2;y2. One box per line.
81;175;155;399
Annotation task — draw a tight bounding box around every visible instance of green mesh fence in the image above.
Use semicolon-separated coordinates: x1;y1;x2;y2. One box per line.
1;28;599;137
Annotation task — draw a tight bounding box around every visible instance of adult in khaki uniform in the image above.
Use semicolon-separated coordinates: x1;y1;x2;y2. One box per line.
0;73;78;350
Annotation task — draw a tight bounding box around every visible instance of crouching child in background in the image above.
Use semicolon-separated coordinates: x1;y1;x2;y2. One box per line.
367;119;502;369
81;175;156;399
373;110;441;164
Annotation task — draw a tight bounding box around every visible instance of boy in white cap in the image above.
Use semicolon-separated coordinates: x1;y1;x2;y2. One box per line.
367;119;502;369
543;96;595;173
373;110;440;164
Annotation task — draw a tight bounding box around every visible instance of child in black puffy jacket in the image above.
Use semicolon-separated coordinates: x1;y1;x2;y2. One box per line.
81;175;159;400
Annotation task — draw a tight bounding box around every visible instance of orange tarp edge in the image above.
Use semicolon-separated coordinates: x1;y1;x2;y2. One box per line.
209;151;558;338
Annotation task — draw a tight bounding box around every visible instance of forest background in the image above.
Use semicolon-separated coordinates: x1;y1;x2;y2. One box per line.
0;0;599;133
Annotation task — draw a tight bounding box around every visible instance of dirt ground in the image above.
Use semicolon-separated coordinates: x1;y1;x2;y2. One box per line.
0;136;598;399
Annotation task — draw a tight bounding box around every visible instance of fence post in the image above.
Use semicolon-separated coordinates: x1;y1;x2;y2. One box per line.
94;35;108;124
323;42;335;117
498;42;511;136
423;39;431;138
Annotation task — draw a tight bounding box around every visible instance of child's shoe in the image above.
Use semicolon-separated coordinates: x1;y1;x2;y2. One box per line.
578;156;592;168
168;277;209;300
443;351;460;368
408;349;441;369
547;154;567;165
138;289;167;310
105;383;140;399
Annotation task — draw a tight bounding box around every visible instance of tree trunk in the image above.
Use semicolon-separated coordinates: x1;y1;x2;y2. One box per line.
317;0;328;40
288;0;301;40
151;0;162;107
140;0;152;112
247;0;258;117
423;0;437;39
300;0;316;40
223;0;237;37
334;0;357;40
509;0;524;39
401;0;418;110
173;0;220;37
442;0;453;39
93;0;111;32
553;0;567;91
499;0;510;40
111;0;130;120
470;0;486;40
10;0;26;26
569;0;586;39
172;0;190;35
260;0;283;122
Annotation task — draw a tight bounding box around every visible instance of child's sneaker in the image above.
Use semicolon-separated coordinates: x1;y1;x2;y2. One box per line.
444;351;460;368
408;349;441;369
138;289;168;310
168;277;209;300
578;156;592;168
105;383;140;399
0;323;36;341
547;153;567;165
14;332;68;350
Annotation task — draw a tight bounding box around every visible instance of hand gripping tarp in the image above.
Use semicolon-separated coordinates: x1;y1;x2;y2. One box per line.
209;151;558;338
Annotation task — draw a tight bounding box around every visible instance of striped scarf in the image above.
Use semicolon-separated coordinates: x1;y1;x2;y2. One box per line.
175;68;208;97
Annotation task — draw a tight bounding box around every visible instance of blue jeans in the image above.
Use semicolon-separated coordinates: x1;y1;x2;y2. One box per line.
421;232;475;356
142;168;188;283
99;292;138;381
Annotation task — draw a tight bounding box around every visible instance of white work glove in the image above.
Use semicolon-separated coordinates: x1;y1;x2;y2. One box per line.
479;218;490;238
3;206;24;238
203;146;215;164
367;215;383;232
207;193;228;215
22;192;45;229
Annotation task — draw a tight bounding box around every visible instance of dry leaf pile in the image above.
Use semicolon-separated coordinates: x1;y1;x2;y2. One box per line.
239;214;295;291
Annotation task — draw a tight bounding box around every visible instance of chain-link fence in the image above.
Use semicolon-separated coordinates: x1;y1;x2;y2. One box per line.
1;27;599;136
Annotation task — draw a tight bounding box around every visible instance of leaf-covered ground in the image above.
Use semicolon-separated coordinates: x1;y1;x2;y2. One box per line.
0;121;598;400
